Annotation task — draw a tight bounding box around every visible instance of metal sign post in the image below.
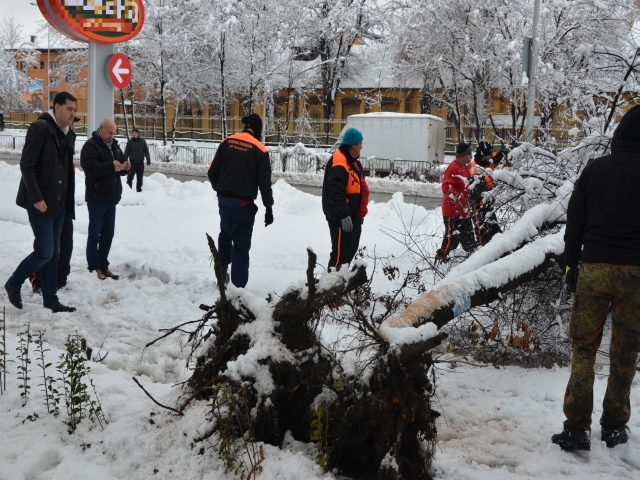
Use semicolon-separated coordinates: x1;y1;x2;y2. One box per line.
87;43;115;134
37;0;144;133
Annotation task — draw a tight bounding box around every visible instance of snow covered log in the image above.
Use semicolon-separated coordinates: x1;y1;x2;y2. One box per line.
382;183;573;335
166;235;444;480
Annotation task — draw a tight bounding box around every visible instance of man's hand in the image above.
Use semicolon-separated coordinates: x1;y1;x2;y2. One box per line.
34;200;47;213
265;206;274;227
565;266;578;293
113;160;125;172
341;216;353;233
123;160;131;171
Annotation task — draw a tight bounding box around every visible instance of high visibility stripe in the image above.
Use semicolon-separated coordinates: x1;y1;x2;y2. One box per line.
335;228;342;268
443;218;452;255
227;132;268;153
474;206;483;245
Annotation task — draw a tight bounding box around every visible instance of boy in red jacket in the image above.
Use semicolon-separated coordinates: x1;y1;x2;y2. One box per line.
435;143;477;262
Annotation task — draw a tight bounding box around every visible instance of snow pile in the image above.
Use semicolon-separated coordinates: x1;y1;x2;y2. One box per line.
0;160;636;479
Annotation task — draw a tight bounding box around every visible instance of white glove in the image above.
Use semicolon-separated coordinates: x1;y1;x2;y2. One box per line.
341;216;353;233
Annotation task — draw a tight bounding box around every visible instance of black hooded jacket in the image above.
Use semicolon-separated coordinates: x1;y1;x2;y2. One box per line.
15;112;75;220
564;106;640;268
322;145;364;225
81;131;127;205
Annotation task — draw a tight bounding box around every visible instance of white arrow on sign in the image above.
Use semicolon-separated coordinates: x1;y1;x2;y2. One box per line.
112;58;130;84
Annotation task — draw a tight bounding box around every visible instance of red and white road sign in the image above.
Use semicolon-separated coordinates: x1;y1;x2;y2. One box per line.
104;53;132;89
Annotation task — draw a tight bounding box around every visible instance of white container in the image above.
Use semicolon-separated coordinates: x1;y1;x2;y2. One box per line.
334;112;447;163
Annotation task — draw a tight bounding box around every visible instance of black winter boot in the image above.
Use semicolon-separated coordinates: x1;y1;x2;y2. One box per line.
5;281;23;309
551;428;591;451
601;426;630;448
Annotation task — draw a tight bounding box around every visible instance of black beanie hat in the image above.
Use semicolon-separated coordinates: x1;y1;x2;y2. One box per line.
242;114;263;139
476;141;493;157
456;143;471;157
132;127;139;134
611;105;640;148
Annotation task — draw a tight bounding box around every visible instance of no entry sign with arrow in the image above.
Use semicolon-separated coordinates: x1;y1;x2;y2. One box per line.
104;53;132;89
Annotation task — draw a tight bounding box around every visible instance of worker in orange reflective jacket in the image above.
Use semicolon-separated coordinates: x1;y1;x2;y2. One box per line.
322;127;370;270
468;141;502;246
208;114;273;288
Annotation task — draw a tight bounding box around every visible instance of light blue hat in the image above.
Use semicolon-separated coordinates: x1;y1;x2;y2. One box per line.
342;127;363;146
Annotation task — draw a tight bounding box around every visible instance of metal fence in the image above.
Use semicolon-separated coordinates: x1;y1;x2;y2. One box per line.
0;133;445;181
3;111;580;149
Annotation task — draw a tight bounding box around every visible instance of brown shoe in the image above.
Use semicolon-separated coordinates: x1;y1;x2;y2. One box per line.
101;269;119;280
97;270;106;280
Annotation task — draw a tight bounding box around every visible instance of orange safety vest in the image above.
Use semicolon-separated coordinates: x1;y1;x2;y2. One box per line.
332;150;361;198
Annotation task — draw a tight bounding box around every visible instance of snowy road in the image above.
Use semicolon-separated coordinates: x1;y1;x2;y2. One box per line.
0;161;638;479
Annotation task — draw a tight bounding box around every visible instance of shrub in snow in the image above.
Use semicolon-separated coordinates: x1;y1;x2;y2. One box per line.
147;238;443;480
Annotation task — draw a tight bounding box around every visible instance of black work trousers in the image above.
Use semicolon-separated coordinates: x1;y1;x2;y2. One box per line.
127;162;145;192
439;215;476;256
328;220;362;270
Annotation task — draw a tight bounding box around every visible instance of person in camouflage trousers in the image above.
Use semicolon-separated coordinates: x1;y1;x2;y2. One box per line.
553;106;640;451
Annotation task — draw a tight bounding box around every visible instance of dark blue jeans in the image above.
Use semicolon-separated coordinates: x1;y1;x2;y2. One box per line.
218;203;257;288
86;202;116;272
9;206;65;308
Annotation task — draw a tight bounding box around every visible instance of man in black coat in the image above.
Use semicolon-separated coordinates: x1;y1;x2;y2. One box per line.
552;106;640;452
124;127;151;192
81;118;130;280
4;92;77;313
208;114;273;288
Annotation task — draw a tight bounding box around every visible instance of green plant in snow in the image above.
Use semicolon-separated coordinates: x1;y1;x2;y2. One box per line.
310;400;330;468
16;323;31;407
206;385;264;479
35;330;59;416
0;306;6;395
57;333;108;433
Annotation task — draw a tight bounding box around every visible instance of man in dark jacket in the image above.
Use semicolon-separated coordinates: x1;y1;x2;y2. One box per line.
552;106;640;452
81;118;130;280
322;127;369;270
4;91;77;313
208;114;273;288
124;127;151;192
31;117;80;292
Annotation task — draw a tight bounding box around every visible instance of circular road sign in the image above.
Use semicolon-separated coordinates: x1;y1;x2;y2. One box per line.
37;0;145;44
105;53;132;89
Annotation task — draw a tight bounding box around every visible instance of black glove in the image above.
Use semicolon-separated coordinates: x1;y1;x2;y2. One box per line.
565;266;578;293
265;206;274;227
341;216;353;233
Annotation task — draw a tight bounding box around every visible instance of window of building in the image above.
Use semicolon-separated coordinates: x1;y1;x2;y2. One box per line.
49;62;58;72
21;61;29;74
50;77;59;87
65;66;78;83
341;101;361;120
49;91;57;103
40;61;45;69
381;102;399;113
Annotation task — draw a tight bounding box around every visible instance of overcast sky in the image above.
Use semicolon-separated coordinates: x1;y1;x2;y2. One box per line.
1;0;49;43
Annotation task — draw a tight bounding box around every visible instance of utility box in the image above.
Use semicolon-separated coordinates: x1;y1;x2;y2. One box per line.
334;112;447;163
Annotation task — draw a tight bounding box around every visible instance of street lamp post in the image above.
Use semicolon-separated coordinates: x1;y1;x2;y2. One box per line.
524;0;542;143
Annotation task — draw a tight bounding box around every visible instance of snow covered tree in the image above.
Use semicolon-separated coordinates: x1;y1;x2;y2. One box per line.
0;17;35;112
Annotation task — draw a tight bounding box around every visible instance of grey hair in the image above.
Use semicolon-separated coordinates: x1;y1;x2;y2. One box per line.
98;118;116;130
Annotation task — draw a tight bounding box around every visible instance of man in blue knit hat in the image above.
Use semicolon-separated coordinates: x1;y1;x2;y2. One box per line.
322;127;370;270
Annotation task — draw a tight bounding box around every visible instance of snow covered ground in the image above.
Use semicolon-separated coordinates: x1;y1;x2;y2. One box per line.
0;161;638;479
